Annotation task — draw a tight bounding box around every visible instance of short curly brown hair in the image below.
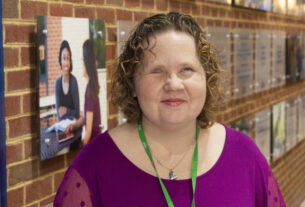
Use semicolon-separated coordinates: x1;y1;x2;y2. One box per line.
111;12;224;129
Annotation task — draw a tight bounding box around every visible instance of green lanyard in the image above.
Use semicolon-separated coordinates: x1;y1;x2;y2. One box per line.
138;119;199;207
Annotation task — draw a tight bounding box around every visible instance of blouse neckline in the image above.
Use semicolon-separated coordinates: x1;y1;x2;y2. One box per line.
104;123;229;184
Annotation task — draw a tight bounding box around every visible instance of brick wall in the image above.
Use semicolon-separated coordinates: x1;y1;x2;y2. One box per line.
2;0;305;206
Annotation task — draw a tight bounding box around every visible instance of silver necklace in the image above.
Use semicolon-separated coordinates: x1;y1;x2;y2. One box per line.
149;142;194;180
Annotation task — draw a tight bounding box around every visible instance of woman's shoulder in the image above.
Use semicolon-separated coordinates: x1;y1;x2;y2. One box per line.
70;74;78;85
71;132;112;169
223;124;267;164
55;76;62;86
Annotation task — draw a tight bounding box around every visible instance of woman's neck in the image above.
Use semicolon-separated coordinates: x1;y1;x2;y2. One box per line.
62;74;70;83
141;117;198;155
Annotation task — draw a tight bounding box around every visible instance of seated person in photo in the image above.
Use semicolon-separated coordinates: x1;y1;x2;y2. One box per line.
55;40;80;122
65;39;101;146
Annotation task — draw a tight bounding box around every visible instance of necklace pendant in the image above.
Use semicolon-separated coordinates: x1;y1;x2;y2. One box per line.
169;170;178;180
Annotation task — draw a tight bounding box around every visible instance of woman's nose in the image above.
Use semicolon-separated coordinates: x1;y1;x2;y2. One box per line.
164;73;184;91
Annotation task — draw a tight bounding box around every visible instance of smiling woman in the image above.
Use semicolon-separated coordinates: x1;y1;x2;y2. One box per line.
55;40;80;122
54;12;286;207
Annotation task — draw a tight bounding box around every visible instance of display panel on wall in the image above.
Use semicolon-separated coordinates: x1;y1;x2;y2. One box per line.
117;20;138;125
206;27;231;98
285;34;305;83
255;30;271;93
37;16;107;160
298;93;305;141
231;115;253;138
271;31;286;88
234;28;253;99
206;0;232;4
254;108;271;163
272;102;285;161
234;0;271;11
285;98;297;152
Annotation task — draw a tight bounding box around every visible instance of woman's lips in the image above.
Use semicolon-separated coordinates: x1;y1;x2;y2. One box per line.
162;98;185;106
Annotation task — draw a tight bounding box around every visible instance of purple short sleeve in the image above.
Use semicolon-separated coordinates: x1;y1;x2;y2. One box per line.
54;168;93;207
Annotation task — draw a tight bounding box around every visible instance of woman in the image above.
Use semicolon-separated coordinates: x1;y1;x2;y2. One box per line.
55;40;80;121
54;13;285;207
65;39;101;146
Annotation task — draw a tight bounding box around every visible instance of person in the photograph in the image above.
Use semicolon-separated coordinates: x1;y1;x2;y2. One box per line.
65;39;101;146
55;40;80;121
54;13;286;207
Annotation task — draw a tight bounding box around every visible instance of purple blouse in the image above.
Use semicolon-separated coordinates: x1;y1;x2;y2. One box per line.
54;124;286;207
84;84;101;139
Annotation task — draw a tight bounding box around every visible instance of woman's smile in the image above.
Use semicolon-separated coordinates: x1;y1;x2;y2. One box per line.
161;98;186;107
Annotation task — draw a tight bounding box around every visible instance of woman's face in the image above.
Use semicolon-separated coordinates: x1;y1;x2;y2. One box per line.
134;30;206;128
61;48;71;76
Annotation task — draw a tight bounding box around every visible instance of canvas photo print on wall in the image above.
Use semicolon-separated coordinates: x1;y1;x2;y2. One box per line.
37;16;107;160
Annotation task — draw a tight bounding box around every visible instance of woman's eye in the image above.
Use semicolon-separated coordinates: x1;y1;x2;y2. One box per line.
181;67;194;73
151;69;164;74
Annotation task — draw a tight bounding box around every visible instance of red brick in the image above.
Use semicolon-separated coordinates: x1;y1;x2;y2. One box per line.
219;8;226;18
142;0;154;9
96;8;115;24
181;2;191;14
3;47;19;68
156;0;167;11
125;0;140;7
67;150;79;166
7;187;24;207
54;171;65;191
106;63;116;81
21;1;48;20
106;0;123;6
107;27;117;42
40;195;55;206
169;1;180;12
107;82;112;98
117;9;132;21
3;0;18;18
224;21;230;27
108;117;118;129
50;4;73;17
202;5;210;16
5;96;20;117
134;12;149;22
27;204;38;207
62;0;83;3
23;92;38;113
8;160;38;186
21;46;37;66
39;155;65;176
192;4;201;15
207;19;214;27
24;138;39;159
106;45;116;61
75;6;96;19
6;142;23;164
109;102;118;114
216;20;222;27
25;176;53;204
8;115;38;138
7;69;36;91
86;0;104;4
211;7;218;17
5;24;36;43
196;18;205;28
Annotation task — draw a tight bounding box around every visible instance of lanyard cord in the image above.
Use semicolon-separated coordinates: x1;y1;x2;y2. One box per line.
138;119;199;207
